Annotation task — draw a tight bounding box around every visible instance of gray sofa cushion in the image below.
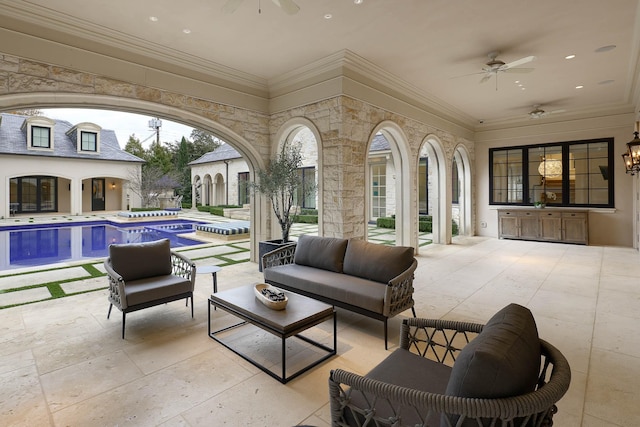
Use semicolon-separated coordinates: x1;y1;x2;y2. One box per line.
345;349;452;427
125;274;192;306
109;239;173;282
294;235;349;273
445;303;541;400
264;264;387;314
343;238;414;283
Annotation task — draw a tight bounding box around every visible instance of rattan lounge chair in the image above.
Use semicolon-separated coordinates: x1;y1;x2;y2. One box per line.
105;239;196;338
329;304;571;427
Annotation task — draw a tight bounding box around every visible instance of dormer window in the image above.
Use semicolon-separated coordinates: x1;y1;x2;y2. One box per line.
32;126;51;148
67;122;101;154
22;116;56;151
81;131;97;152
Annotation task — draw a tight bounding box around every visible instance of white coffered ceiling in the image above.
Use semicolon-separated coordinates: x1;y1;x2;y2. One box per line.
1;0;639;128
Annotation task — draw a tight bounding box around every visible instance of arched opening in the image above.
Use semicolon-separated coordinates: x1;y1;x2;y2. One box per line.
272;118;322;238
367;122;413;247
0;95;269;262
418;135;449;246
214;173;226;205
453;145;473;237
203;174;213;206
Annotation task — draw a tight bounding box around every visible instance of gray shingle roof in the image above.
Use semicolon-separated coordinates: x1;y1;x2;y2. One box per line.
370;133;390;152
0;113;144;163
189;143;241;165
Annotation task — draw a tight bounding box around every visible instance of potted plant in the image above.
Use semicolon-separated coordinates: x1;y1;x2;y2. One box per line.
250;144;316;270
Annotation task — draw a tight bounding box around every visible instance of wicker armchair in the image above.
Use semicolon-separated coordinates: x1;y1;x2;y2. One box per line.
105;239;196;338
329;309;571;427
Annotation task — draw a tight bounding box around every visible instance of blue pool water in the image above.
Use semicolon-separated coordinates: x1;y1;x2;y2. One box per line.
0;220;204;271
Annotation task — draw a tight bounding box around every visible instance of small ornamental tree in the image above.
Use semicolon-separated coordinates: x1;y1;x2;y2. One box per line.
250;144;315;243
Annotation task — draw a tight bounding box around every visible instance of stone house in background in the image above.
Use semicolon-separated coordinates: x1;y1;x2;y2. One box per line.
0;112;144;218
189;127;319;212
189;130;460;225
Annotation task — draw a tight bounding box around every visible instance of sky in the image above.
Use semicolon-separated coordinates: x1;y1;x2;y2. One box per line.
41;108;195;148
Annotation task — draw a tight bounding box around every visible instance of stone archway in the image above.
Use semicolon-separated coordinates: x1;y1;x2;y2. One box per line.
0;54;271;260
272;117;323;237
367;121;414;247
419;135;449;245
453;144;473;236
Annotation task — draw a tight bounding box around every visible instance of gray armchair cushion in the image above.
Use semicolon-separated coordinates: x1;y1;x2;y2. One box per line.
445;303;541;399
343;238;414;283
294;235;349;273
109;239;172;282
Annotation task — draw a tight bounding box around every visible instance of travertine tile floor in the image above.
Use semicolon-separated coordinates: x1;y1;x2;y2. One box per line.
1;235;639;426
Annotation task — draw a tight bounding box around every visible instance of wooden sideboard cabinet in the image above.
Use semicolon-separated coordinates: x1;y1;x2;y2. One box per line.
498;209;588;245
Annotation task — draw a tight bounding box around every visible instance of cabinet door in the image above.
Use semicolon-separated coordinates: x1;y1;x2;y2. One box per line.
562;212;588;244
498;211;519;238
539;211;562;241
518;211;539;240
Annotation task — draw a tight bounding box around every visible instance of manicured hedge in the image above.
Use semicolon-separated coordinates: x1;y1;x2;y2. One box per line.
131;207;163;212
377;216;459;235
292;214;318;224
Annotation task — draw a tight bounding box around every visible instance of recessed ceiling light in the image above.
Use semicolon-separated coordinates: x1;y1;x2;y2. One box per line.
354;0;363;4
149;16;158;22
521;87;526;90
324;13;332;19
182;28;191;34
575;85;584;89
595;45;616;53
565;54;576;59
514;80;520;84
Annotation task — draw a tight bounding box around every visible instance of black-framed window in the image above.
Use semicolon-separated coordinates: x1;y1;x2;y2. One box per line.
31;126;51;148
296;166;316;209
238;172;250;205
10;176;58;213
490;138;614;207
81;131;97;152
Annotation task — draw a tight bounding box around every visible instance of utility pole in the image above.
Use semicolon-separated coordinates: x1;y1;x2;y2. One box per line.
148;118;162;144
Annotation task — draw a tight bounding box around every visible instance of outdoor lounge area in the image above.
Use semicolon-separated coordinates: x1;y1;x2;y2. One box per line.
1;235;638;426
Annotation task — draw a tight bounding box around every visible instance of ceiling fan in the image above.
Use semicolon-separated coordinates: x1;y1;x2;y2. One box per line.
528;104;566;119
222;0;300;15
478;51;536;84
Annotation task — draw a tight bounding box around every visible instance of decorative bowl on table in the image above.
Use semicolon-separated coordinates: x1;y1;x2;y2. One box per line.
254;283;288;310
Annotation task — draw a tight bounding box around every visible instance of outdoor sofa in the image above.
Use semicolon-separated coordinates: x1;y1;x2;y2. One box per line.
262;234;417;348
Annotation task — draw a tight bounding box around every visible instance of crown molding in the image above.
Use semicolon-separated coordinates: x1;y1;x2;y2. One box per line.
0;2;268;95
268;49;477;130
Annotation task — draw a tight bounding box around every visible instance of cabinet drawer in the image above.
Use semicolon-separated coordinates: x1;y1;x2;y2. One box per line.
539;211;561;218
562;212;586;219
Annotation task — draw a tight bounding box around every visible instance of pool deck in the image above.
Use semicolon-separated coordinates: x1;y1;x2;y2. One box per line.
0;209;430;309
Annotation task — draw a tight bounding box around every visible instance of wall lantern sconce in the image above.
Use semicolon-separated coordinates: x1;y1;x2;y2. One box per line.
111;182;116;190
622;131;640;175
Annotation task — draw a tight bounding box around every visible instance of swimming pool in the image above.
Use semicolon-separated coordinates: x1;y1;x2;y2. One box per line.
0;220;205;271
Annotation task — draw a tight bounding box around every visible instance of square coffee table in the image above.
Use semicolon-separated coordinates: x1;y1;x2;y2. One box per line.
208;284;336;384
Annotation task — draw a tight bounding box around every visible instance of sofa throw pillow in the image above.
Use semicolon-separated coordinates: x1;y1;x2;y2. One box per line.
109;238;173;282
444;303;541;400
342;238;414;283
293;235;349;273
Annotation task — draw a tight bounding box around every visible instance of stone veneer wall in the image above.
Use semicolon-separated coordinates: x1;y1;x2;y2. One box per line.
0;52;474;246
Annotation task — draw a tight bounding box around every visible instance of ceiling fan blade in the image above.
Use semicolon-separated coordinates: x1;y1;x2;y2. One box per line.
272;0;300;14
503;55;536;69
222;0;244;14
479;73;493;84
504;67;535;73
